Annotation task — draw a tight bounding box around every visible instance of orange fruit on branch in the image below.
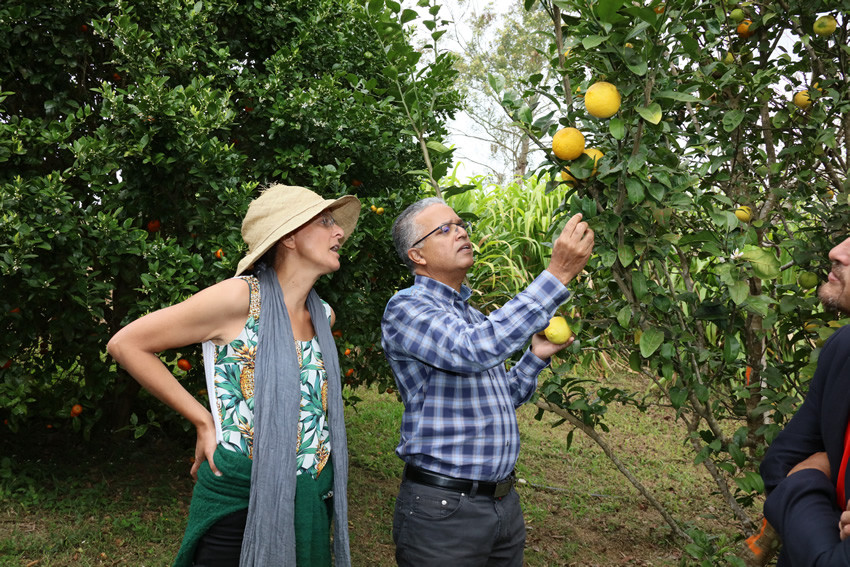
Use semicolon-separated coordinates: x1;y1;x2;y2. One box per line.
584;81;621;119
552;127;585;160
737;19;754;39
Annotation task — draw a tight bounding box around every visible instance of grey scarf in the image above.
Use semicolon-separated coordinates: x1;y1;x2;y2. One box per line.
240;264;351;566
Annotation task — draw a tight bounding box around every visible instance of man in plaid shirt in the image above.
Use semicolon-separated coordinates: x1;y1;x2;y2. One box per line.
382;197;593;566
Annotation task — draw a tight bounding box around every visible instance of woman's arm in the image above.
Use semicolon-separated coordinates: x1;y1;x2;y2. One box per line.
107;278;250;478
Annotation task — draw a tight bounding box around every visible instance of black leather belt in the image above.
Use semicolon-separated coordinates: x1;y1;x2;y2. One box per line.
404;465;516;498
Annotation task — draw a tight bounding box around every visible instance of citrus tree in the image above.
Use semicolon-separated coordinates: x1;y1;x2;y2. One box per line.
474;0;849;559
0;0;459;438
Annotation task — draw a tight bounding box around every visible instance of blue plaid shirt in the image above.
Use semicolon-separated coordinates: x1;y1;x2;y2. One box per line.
381;271;570;481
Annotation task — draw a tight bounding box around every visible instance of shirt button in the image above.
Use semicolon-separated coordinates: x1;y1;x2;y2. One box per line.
441;500;447;506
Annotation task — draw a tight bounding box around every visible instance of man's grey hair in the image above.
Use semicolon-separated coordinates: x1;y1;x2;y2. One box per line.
392;197;446;274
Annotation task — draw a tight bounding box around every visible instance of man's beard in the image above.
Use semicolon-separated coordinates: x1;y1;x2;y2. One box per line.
818;279;850;316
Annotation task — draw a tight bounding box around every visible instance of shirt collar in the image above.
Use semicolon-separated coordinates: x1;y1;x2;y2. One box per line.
413;274;472;302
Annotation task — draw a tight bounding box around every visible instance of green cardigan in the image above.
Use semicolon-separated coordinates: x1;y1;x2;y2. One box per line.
173;447;252;567
172;447;336;567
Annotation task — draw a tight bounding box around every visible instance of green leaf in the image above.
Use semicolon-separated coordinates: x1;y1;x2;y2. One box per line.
728;444;746;468
400;9;418;24
629;350;642;371
383;65;399;80
639;327;664;357
741;246;780;279
441;184;476;200
744;294;777;317
631;271;648;300
488;73;505;93
636;103;662;124
425;140;451;154
617;244;635;267
734;471;765;493
193;1;203;14
676;34;700;59
669;387;687;409
609;117;625;139
367;0;383;15
723;335;740;364
729;281;749;305
722;109;745;132
598;249;617;268
625;20;651;41
617;305;631;328
582;36;608;49
596;0;625;22
625;59;648;76
625;177;645;204
655;90;702;103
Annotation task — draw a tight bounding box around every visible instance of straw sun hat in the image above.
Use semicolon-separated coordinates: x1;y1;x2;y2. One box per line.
235;184;361;276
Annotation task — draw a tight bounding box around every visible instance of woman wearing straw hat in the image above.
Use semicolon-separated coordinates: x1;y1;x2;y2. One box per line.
107;184;360;567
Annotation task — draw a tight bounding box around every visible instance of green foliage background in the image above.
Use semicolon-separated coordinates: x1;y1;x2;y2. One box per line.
0;0;458;435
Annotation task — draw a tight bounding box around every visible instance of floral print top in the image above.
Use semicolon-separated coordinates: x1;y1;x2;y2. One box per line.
209;275;331;478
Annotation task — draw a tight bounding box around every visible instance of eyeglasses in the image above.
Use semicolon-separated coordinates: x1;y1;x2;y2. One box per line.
316;212;337;228
410;220;472;248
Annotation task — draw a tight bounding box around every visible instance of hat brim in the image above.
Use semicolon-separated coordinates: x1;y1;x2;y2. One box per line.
235;193;361;276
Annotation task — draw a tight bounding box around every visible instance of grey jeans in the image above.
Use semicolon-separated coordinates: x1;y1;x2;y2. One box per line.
392;477;526;567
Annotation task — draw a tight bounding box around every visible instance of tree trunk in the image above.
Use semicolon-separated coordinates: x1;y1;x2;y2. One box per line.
514;134;529;178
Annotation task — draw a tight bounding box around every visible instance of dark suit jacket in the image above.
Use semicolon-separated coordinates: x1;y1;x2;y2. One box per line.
761;325;850;566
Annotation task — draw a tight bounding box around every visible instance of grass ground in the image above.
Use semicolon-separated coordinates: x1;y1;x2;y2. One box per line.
1;369;757;566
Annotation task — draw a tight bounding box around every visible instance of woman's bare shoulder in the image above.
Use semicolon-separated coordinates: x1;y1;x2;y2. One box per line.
189;277;252;319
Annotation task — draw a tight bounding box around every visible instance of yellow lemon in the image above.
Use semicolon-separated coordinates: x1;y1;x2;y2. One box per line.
793;90;812;110
552;127;585;160
813;15;837;36
723;52;735;64
735;206;752;222
583;148;604;175
730;8;745;22
584;81;621;119
543;316;573;344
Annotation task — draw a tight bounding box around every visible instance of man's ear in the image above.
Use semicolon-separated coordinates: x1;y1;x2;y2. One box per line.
407;247;426;267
